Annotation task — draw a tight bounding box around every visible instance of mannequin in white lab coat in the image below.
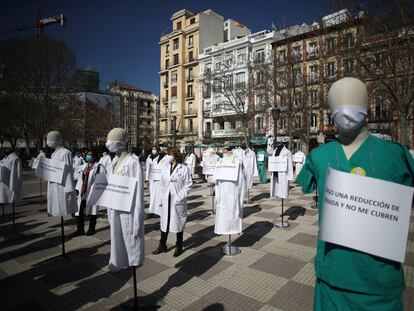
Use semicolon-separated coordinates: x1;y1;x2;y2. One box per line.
153;148;193;257
46;131;78;216
242;147;258;190
185;151;196;176
213;147;245;235
98;151;112;174
0;150;23;204
270;144;294;199
106;128;145;271
292;150;306;177
145;146;169;216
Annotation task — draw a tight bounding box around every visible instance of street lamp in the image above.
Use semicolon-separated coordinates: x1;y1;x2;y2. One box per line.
271;107;280;148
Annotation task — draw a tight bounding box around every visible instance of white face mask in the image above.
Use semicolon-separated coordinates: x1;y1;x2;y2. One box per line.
151;149;157;155
105;140;124;153
46;140;58;149
332;105;367;135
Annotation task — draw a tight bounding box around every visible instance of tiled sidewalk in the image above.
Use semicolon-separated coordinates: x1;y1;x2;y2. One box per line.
0;170;413;310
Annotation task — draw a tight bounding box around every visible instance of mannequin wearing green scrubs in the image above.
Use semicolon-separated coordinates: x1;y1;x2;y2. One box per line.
297;78;414;311
256;148;268;184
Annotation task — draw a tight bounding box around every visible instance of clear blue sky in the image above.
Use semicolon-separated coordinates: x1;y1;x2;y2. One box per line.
0;0;333;96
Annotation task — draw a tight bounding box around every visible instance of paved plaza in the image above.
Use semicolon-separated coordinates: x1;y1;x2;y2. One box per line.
0;169;413;310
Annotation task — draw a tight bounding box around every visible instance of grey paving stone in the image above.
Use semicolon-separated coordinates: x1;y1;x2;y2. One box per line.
250;253;307;279
268;280;314;311
287;233;318;248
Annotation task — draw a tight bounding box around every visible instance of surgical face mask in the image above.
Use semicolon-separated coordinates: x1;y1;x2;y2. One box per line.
85;155;93;162
152;149;157;155
46;140;58;149
332;105;367;135
105;140;124;153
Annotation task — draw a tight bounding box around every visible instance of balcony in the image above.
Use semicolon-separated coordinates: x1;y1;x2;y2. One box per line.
181;129;197;135
307;51;319;60
308;74;319;84
186;76;194;83
255;128;266;135
162;97;168;103
183;109;197;117
159;111;169;119
212;128;244;138
203;131;212;138
185;93;194;99
203;110;211;118
203;91;211;98
163;82;169;88
184;56;197;66
159;130;173;136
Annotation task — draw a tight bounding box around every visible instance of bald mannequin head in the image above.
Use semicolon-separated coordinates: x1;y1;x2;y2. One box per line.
106;128;128;154
328;77;368;112
46;131;62;149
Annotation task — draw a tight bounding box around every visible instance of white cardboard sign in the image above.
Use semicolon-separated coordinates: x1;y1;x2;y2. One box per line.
257;154;265;162
202;159;217;175
320;167;414;263
268;156;288;172
292;154;303;163
214;160;239;181
35;158;66;184
86;173;137;212
0;164;11;186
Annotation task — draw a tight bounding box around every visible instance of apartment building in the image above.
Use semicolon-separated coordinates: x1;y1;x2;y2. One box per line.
159;9;250;149
108;81;158;152
198;29;275;144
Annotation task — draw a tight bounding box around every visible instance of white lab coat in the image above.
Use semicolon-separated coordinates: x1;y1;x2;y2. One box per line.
213;155;245;235
242;148;258;190
185;153;196;176
73;155;85;168
47;147;78;216
32;151;46;169
160;163;193;233
75;162;105;215
233;148;245;162
270;146;293;199
108;153;145;271
0;152;23;204
98;154;112;174
292;151;306;177
202;153;220;183
145;154;169;215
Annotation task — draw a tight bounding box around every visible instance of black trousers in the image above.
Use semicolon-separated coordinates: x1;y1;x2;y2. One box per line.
78;200;97;231
160;193;183;247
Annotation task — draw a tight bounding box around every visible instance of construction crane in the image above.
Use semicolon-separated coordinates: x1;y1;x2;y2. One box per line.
0;9;67;35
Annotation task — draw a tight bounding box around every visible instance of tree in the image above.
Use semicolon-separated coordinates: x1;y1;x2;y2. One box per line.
0;35;77;152
200;51;273;147
332;0;414;145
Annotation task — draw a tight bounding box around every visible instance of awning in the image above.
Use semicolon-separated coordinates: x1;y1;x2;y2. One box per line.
250;137;268;145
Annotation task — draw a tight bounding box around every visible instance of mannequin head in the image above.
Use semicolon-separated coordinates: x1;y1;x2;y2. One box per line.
223;146;233;156
106;128;127;154
328;78;368;137
46;131;62;149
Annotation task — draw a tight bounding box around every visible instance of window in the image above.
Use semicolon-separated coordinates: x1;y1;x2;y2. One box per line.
344;59;354;76
280;96;286;107
204;85;211;98
294;115;302;128
309;65;318;81
325;37;335;53
173;54;179;65
166;44;169;53
165;59;169;69
311;113;318;128
190;17;195;24
219;121;225;130
225;52;233;66
325;112;334;125
294;92;302;106
292;46;301;59
188;68;193;81
371;93;390;120
236;72;245;86
187;85;193;97
188;120;193;133
176;21;182;30
344;33;354;48
309;90;318;106
256;49;265;63
188;35;193;47
256;117;264;130
279;49;286;62
256;71;264;84
374;52;385;68
206;122;211;133
188;102;193;113
327;62;336;77
188;51;194;62
280;117;287;129
308;42;318;57
171;71;177;84
293;68;302;86
173;38;179;50
237;49;246;63
224;75;233;89
171;86;177;98
256;94;264;109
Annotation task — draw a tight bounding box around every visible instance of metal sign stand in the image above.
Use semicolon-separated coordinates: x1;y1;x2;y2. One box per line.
274;198;289;228
12;203;15;233
221;234;241;256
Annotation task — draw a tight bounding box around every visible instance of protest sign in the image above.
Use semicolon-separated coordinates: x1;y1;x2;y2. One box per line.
87;173;137;212
268;156;288;172
35;158;66;184
214;160;239;181
320;167;414;262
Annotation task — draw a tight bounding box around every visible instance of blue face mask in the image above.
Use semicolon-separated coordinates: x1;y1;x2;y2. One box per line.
85;155;93;162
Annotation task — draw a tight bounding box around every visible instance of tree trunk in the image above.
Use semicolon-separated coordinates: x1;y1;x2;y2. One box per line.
22;130;31;155
398;116;412;147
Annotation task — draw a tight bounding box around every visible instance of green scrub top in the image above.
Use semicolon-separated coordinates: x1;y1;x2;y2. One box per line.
296;135;414;296
257;150;268;184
